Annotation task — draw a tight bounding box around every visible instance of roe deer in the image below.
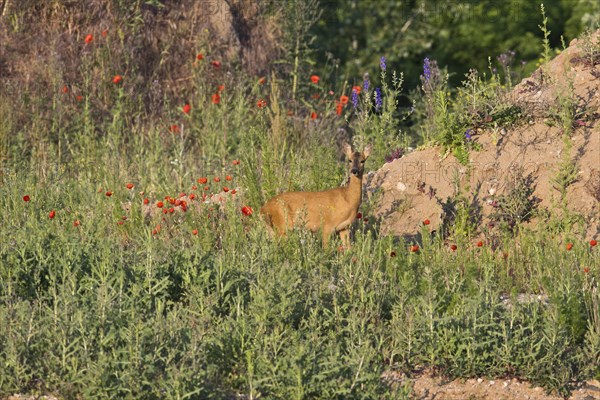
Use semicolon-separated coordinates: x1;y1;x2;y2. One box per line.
260;143;372;247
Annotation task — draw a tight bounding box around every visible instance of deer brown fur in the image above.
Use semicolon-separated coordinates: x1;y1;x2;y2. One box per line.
260;143;372;247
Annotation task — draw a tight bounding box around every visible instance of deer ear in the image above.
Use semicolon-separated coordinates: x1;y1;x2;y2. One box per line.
343;143;353;158
362;144;372;158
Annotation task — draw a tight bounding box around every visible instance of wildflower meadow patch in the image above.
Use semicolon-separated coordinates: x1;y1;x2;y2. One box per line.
1;2;599;399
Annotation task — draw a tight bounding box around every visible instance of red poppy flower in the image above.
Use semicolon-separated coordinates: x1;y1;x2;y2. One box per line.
214;177;220;182
73;220;81;227
162;208;168;214
211;60;221;68
566;243;573;251
182;104;191;114
310;75;320;84
126;183;134;190
225;175;232;181
340;95;349;105
423;219;430;225
169;125;180;134
157;201;164;208
223;187;229;192
336;102;343;116
231;189;237;195
117;220;124;225
192;229;198;235
356;212;362;219
23;195;30;202
143;198;149;205
76;95;84;102
450;244;457;251
410;245;420;253
189;193;196;200
101;29;108;37
84;34;93;44
584;267;590;273
217;85;225;92
241;206;253;216
168;207;175;214
212;93;221;104
204;186;210;191
61;85;69;94
174;199;181;206
105;191;113;197
476;241;483;247
49;210;56;219
258;76;266;85
352;85;361;94
311;111;317;120
232;160;240;165
197;177;208;184
257;99;267;108
112;75;123;84
591;240;598;247
196;53;204;60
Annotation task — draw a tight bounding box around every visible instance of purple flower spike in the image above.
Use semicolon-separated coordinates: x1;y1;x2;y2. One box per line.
423;57;431;82
352;90;359;109
375;87;382;111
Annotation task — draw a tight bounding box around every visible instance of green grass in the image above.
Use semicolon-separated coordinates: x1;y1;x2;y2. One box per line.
1;9;599;399
1;147;599;398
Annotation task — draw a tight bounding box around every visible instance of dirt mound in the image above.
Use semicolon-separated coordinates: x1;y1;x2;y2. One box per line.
382;370;600;400
367;31;600;240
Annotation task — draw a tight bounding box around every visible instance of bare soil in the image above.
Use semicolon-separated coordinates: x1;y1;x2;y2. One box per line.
382;370;600;400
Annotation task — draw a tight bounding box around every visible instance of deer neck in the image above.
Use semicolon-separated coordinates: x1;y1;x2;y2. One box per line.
344;174;363;204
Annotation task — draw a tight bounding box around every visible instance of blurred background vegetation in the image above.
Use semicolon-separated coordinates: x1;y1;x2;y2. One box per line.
313;0;600;87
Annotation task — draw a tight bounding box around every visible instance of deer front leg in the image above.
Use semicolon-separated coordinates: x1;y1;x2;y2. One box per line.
338;228;350;248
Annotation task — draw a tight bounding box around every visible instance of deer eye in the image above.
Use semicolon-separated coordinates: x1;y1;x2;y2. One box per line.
360;160;365;164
